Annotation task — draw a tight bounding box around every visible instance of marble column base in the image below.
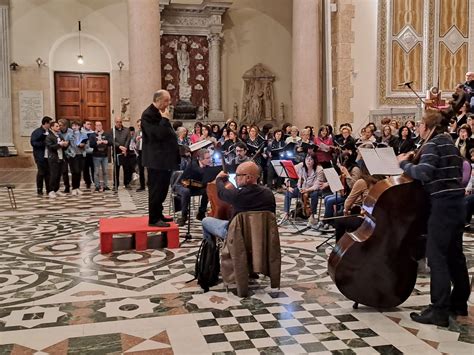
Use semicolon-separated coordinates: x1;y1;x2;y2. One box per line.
5;145;18;156
208;110;224;121
0;98;16;155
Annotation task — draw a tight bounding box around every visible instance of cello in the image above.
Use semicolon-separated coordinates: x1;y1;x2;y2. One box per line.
328;150;429;308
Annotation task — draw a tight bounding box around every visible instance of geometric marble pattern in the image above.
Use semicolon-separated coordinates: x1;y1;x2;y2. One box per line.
444;26;465;54
397;25;420;52
0;168;472;354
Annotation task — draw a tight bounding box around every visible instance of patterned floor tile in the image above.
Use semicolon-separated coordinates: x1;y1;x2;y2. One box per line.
0;169;472;355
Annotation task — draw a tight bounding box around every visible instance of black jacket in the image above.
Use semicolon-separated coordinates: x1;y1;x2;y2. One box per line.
45;131;64;163
394;137;415;155
30;127;48;162
89;131;112;158
141;104;180;170
217;178;276;221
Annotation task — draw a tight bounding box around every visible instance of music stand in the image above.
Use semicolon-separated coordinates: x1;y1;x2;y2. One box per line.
274;160;306;232
315;167;345;250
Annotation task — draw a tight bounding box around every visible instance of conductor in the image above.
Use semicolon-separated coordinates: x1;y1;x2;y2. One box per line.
141;90;180;227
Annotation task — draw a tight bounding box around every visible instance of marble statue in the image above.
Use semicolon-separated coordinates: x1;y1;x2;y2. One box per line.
177;43;190;86
120;97;130;121
233;102;239;120
240;64;275;125
176;43;192;101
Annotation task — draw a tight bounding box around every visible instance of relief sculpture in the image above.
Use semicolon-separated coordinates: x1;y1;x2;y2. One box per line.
240;64;275;126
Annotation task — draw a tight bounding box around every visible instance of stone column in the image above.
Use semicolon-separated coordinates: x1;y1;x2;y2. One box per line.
127;0;161;125
208;33;224;120
292;0;322;128
0;4;16;155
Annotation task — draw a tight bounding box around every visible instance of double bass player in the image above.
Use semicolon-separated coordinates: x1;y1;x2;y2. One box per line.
398;110;470;326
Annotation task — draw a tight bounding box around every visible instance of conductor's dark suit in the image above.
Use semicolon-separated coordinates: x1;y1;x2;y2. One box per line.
141;104;180;224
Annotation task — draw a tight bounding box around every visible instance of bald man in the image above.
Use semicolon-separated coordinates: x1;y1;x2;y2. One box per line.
201;161;276;242
465;71;474;113
141;90;180;227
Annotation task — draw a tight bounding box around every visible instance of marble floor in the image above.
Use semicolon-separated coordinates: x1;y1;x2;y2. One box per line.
0;168;472;355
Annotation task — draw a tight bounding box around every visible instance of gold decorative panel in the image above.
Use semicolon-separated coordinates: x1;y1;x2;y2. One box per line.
392;0;424;36
438;43;468;90
391;42;422;92
439;0;468;37
378;0;471;106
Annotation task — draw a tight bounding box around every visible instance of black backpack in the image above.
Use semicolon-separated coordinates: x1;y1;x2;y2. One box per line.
194;237;221;292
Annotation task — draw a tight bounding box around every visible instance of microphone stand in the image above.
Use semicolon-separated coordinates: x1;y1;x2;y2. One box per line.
404;82;426;107
112;125;118;194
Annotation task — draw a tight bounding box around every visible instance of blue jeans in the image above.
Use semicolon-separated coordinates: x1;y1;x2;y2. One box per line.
284;187;326;213
93;157;109;188
202;217;229;242
324;193;346;218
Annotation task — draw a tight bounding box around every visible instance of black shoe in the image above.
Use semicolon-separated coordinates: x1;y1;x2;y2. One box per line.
104;186;111;191
177;217;187;227
125;185;132;190
63;188;70;194
196;211;206;221
410;307;449;327
136;187;145;192
37;190;43;196
249;272;259;279
449;307;468;317
86;184;91;189
148;220;170;228
160;216;173;222
95;187;100;192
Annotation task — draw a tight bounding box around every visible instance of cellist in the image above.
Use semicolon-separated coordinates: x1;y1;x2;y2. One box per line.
398;110;470;327
201;161;275;242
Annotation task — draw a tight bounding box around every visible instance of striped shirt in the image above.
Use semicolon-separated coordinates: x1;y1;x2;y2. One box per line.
400;133;464;197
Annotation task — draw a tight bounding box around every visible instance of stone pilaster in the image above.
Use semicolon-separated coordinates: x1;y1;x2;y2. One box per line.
0;4;16;154
127;0;162;125
208;33;224;120
292;0;322;128
332;0;355;127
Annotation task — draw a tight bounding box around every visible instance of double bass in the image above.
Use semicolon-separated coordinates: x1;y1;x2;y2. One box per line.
328;152;429;308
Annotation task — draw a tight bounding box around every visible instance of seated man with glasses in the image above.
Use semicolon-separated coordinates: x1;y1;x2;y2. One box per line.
226;141;250;173
201;161;276;242
175;149;212;226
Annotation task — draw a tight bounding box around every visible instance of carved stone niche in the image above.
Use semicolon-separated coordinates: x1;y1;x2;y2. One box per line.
240;64;276;126
160;0;231;121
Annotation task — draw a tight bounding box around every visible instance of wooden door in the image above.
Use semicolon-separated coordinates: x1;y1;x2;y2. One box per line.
54;72;111;131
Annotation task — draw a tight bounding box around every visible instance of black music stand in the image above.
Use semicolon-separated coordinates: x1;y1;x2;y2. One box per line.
274;160;307;233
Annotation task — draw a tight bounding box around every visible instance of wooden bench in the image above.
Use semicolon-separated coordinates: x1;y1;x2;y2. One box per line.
99;216;179;254
0;184;17;209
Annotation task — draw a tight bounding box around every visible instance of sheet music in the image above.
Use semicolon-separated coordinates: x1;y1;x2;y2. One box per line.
189;140;213;152
280;160;299;179
271;160;289;178
375;147;403;175
359;147;403;176
323;168;344;193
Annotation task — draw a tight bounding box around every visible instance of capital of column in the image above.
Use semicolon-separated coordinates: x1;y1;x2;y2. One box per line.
207;33;222;46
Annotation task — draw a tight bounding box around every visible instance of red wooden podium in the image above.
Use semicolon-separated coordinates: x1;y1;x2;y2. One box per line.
99;216;179;254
